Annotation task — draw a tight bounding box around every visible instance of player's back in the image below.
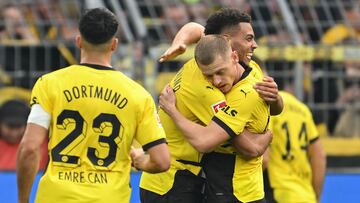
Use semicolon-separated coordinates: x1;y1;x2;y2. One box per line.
268;91;318;203
32;64;163;203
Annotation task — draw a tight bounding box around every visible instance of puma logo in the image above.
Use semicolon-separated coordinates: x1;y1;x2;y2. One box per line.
206;86;214;90
240;89;250;97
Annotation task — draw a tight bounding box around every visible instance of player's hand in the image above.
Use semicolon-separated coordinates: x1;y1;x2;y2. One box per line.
130;146;145;171
159;84;177;114
254;76;279;103
159;44;187;62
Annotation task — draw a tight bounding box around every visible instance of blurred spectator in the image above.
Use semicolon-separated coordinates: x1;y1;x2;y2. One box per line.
321;0;360;45
26;0;78;41
0;100;48;170
163;3;190;40
184;1;211;25
0;86;31;105
320;0;360;136
334;79;360;137
0;4;39;43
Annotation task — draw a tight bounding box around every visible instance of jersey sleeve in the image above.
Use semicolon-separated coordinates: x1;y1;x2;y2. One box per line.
30;76;53;114
213;88;257;138
135;94;166;150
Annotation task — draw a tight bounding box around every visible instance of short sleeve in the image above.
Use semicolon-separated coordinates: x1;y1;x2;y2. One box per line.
135;94;166;150
30;76;52;114
213;89;255;138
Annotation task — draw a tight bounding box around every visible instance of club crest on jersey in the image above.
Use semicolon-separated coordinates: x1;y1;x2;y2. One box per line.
211;100;226;113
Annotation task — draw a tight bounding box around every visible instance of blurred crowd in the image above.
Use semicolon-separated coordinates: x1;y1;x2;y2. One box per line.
0;0;79;43
0;0;359;171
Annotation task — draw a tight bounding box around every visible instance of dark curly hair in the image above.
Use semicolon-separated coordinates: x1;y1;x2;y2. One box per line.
79;8;119;44
204;8;252;35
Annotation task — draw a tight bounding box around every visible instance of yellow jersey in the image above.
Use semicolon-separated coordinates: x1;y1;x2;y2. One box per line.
211;67;270;202
140;58;226;194
267;91;319;203
140;59;265;195
30;64;166;203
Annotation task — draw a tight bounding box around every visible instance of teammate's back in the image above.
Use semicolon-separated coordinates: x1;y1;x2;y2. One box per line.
17;8;170;203
266;91;325;203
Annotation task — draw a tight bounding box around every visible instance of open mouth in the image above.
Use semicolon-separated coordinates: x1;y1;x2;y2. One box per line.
246;52;253;60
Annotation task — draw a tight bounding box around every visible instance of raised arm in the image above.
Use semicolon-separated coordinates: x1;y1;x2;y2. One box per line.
17;123;48;203
159;85;229;153
308;139;326;203
159;22;205;62
232;129;272;158
254;76;284;115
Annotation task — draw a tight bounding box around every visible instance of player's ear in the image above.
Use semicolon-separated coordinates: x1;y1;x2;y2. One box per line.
222;33;231;40
111;38;118;51
75;35;82;48
231;50;239;63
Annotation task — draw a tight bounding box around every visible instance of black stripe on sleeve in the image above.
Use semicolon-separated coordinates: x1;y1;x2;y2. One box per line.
212;116;237;138
142;138;167;151
309;136;319;144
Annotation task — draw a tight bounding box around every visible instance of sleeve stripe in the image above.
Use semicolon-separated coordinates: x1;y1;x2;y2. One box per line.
142;138;167;151
309;136;319;144
212;116;237;138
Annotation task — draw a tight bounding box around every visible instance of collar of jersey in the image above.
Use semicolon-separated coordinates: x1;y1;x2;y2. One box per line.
79;63;115;71
239;61;252;81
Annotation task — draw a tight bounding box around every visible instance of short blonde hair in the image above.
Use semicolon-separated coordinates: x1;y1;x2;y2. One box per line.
194;35;231;66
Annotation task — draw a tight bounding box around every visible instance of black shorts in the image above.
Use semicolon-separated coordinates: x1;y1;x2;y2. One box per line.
202;152;267;203
140;169;205;203
263;170;276;203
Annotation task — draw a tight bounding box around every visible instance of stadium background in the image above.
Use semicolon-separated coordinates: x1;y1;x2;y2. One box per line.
0;0;359;202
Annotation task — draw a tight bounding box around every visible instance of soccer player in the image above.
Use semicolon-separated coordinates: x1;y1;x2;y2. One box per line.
263;90;326;203
16;8;170;203
140;52;271;203
159;8;283;115
140;9;280;203
160;34;270;203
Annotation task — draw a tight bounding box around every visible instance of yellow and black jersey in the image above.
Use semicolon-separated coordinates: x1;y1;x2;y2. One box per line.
30;64;166;203
140;58;226;195
267;91;319;203
209;68;270;202
247;60;264;80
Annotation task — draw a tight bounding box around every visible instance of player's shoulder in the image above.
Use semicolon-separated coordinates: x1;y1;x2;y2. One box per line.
183;58;197;69
176;58;221;93
117;72;153;99
39;65;76;80
248;60;264;79
280;91;312;116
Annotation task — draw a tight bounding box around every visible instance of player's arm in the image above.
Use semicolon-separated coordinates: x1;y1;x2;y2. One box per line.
159;22;204;62
17;103;50;203
232;129;272;158
130;143;170;173
308;138;326;203
254;76;283;115
132;93;171;173
159;85;236;153
17;123;48;203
